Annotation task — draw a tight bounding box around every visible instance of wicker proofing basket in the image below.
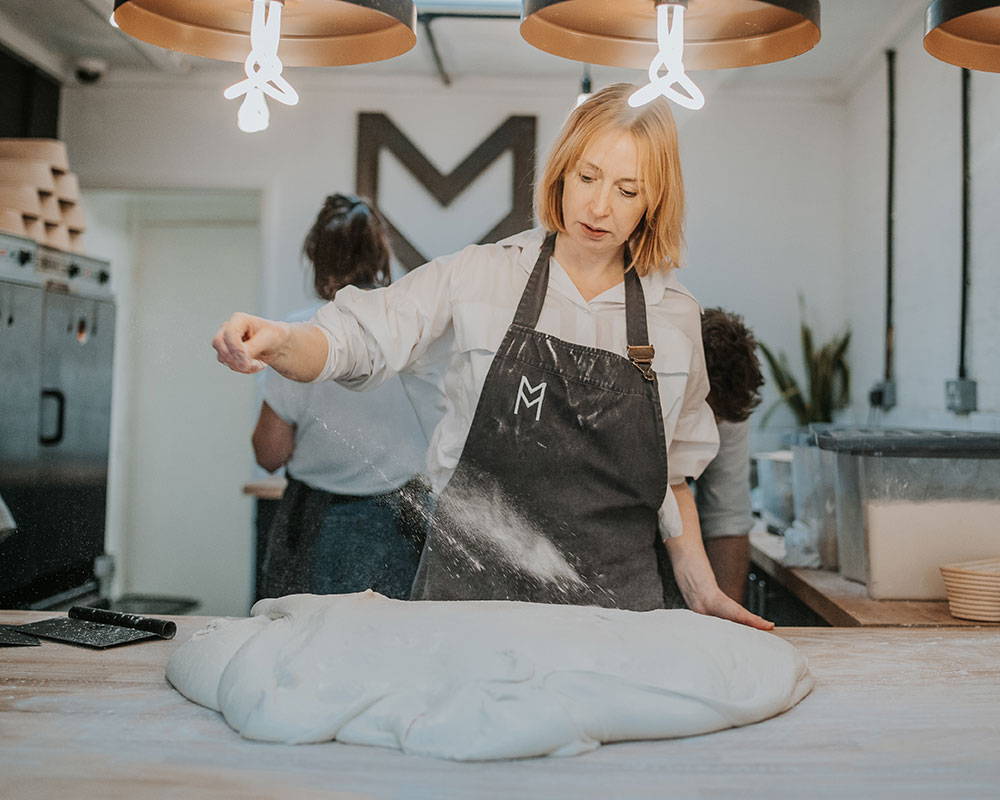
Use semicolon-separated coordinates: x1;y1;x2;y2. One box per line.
940;557;1000;622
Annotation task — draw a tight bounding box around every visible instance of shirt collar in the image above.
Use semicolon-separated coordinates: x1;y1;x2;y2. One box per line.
498;227;695;307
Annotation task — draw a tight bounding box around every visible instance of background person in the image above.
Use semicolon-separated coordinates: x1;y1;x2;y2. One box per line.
217;85;771;629
695;307;765;603
252;194;429;599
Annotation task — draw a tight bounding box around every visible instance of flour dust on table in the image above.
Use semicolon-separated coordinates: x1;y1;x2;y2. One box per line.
166;592;814;761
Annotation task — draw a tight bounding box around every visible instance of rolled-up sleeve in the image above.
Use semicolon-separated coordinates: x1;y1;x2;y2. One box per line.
658;295;719;538
310;246;470;388
666;318;718;486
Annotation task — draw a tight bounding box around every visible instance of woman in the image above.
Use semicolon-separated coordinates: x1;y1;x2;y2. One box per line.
215;84;771;629
251;194;429;599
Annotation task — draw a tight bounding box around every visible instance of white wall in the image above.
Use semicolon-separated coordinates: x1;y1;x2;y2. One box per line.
845;15;1000;431
61;71;849;452
679;91;848;444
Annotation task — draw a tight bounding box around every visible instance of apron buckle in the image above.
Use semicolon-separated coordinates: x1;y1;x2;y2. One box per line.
627;345;656;381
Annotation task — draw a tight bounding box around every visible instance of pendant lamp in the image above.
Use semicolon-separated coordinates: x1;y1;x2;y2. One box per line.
520;0;820;72
924;0;1000;72
112;0;417;131
112;0;416;66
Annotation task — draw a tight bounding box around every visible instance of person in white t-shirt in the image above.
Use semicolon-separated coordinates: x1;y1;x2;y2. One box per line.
216;84;771;629
251;194;431;599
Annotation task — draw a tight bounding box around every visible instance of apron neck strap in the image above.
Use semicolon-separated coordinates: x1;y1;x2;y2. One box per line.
513;232;657;381
624;261;656;381
512;231;556;329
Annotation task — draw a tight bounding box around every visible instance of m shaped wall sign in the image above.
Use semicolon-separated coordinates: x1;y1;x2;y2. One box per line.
356;112;536;271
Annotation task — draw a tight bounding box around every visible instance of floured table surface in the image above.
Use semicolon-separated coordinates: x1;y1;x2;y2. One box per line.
2;610;999;799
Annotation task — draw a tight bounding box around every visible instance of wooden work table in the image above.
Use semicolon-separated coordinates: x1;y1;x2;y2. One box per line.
2;610;999;798
750;531;998;628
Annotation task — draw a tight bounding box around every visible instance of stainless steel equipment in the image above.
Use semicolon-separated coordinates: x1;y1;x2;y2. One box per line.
0;231;115;608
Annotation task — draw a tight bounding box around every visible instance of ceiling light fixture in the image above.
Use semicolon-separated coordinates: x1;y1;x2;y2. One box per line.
628;2;703;109
521;0;821;110
924;0;1000;72
223;0;298;133
111;0;417;132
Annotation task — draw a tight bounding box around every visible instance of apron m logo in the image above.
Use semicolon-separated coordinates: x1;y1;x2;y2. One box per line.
514;375;547;421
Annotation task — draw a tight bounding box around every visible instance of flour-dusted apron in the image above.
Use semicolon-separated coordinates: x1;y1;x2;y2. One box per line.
411;232;671;610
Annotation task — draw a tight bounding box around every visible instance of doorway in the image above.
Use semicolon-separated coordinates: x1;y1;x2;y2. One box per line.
86;190;261;616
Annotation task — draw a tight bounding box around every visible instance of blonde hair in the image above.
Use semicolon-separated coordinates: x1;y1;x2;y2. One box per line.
536;83;685;275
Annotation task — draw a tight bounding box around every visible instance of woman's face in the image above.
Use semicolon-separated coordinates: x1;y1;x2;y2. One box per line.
560;128;647;260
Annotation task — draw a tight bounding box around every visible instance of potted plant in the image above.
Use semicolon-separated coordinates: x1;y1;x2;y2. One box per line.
757;302;850;568
758;308;850;426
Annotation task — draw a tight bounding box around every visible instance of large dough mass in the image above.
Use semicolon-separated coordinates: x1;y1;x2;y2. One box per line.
166;592;814;760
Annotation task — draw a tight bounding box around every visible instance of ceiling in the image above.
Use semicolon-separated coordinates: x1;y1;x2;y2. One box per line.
1;0;929;97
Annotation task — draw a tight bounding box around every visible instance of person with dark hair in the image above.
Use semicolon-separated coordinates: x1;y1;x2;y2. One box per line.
694;307;764;603
251;194;432;599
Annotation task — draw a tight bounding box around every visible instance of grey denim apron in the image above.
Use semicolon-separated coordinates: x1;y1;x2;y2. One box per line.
411;232;670;610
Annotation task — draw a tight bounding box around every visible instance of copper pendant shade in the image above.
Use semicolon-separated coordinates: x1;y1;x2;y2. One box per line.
925;0;1000;72
111;0;417;67
520;0;821;71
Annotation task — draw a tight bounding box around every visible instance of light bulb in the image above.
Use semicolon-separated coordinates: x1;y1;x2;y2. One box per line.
237;92;270;133
224;0;299;133
629;2;704;111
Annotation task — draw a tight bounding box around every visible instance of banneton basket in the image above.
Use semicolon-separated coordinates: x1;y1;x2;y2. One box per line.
0;139;69;173
0;208;25;236
940;557;1000;622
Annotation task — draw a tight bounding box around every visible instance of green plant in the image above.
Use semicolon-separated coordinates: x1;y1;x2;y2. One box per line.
758;304;850;426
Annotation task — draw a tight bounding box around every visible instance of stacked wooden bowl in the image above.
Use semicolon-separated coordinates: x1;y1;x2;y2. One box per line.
0;139;86;252
940;558;1000;622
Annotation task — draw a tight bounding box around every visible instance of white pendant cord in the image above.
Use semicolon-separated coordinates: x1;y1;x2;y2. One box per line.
629;3;705;111
223;0;300;133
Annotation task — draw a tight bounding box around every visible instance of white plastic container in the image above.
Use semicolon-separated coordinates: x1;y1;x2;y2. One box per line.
817;429;1000;600
788;430;839;570
753;450;794;531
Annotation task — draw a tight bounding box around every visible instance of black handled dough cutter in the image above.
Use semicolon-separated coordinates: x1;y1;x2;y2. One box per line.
14;606;177;649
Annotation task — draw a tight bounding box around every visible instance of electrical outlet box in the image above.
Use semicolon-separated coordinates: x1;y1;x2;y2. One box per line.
946;379;977;414
868;380;896;411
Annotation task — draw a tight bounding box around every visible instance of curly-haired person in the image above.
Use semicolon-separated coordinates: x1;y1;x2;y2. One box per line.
694;307;764;603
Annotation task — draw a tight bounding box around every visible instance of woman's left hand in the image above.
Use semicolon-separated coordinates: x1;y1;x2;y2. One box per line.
688;588;774;631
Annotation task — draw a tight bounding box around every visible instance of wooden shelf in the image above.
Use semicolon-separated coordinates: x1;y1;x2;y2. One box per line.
750;531;997;627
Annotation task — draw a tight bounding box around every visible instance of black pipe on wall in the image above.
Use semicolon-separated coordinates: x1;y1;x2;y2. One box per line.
958;67;971;380
884;48;896;387
869;49;897;411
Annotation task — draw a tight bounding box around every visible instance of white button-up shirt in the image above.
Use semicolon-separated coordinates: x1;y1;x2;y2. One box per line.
312;228;719;539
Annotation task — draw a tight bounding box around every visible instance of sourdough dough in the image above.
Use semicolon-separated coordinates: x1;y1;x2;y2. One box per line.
166;592;813;761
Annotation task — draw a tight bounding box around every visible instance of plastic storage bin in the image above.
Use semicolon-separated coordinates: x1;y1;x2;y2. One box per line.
753;450;794;531
786;428;839;569
816;429;1000;599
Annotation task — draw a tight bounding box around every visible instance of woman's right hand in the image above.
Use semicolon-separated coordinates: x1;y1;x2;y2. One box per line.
212;312;291;375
